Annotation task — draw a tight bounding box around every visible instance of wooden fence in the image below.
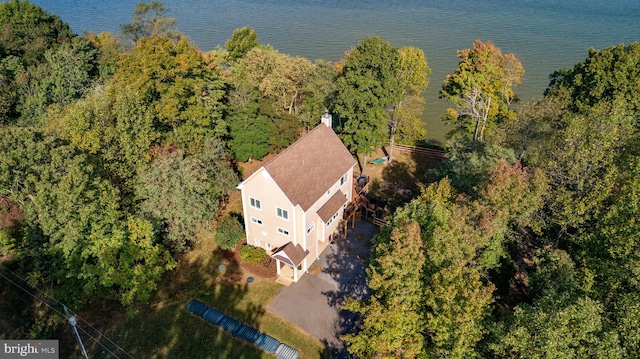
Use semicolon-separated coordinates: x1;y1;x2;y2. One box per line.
388;143;446;159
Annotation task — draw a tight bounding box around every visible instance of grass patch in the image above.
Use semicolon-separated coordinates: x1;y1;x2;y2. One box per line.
79;224;325;359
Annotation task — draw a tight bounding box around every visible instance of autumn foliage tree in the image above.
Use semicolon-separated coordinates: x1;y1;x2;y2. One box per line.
441;39;524;142
111;34;227;153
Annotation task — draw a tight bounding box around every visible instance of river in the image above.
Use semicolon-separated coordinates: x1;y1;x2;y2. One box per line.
31;0;640;144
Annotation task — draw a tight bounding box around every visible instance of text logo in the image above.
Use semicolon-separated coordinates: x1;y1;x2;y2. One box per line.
1;340;58;359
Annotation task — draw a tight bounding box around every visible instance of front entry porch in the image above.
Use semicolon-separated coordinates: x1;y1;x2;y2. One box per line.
271;242;309;286
275;262;296;286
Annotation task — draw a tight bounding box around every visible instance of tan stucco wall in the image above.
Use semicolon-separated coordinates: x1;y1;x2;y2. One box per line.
240;168;297;252
239;164;356;273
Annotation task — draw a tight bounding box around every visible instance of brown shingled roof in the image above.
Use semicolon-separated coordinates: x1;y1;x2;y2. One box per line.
263;124;356;211
271;242;309;267
317;191;347;223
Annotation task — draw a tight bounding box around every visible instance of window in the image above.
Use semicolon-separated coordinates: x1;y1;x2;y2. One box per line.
326;211;340;227
276;207;288;220
251;217;263;226
306;222;315;235
253;238;260;246
277;227;290;236
265;242;272;250
340;173;348;186
249;197;261;210
326;189;331;195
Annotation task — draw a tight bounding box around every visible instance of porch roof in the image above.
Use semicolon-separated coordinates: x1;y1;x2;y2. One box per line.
317;191;347;223
271;242;309;268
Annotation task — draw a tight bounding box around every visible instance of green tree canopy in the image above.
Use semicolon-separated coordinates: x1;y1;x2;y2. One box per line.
17;36;99;125
225;25;258;62
0;0;74;124
335;36;403;163
0;0;72;67
343;219;426;358
135;139;237;253
547;42;640;115
0;127;175;310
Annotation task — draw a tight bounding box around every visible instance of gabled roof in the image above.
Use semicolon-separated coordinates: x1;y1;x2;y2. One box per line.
263;124;356;211
271;242;309;267
317;191;347;223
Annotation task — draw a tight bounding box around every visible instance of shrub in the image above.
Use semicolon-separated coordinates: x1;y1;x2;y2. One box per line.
214;215;244;250
240;245;267;264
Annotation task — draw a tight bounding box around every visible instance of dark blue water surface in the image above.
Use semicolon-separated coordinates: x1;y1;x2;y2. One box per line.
30;0;640;143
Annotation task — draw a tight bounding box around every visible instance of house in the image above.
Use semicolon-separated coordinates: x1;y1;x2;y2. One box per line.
236;115;357;284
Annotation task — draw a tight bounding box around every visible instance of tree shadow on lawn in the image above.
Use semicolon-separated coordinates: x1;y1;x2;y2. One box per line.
321;221;376;359
368;150;444;215
98;248;272;359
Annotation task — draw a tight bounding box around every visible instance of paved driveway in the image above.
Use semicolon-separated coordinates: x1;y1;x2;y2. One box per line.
266;221;376;358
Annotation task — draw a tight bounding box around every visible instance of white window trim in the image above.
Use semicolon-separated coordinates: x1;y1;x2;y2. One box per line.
276;207;289;221
340;173;348;186
251;217;263;226
306;222;315;235
253;237;260;246
265;242;272;250
277;227;290;237
326;211;340;227
249;197;262;210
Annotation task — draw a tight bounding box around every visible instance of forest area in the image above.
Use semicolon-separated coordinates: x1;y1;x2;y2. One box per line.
1;0;640;358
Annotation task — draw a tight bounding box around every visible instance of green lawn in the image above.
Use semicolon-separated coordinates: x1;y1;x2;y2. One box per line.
96;235;327;359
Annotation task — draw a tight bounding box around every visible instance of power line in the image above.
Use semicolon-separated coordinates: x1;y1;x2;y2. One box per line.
0;264;135;359
0;270;67;319
76;325;123;359
75;315;135;359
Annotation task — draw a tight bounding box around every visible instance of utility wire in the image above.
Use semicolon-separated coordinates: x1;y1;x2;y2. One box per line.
75;315;135;359
76;325;123;359
0;264;135;359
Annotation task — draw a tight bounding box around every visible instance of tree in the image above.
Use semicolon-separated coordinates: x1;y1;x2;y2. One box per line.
335;36;403;170
17;36;98;125
388;46;431;162
214;215;244;250
0;0;73;123
84;31;122;82
135;139;237;253
241;45;315;116
438;138;517;195
120;0;180;44
479;159;548;235
225;25;258;62
226;87;272;162
111;34;227;152
54;88;158;192
440;39;524;142
0;73;16;124
0;127;175;310
344;179;505;358
0;0;72;67
547;42;640;115
489;249;623;359
299;60;338;131
343;220;426;358
526;99;635;232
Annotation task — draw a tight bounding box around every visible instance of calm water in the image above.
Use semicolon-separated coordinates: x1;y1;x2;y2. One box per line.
31;0;640;144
